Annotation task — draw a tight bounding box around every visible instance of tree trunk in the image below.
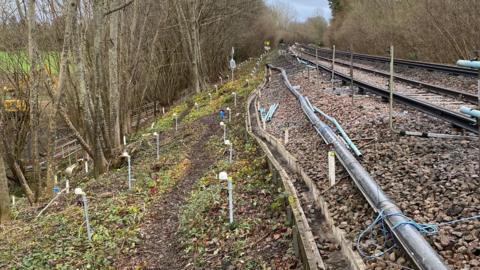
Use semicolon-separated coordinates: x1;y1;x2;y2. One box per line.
1;136;34;205
27;0;41;202
15;0;26;22
108;0;121;152
44;0;78;199
92;0;108;176
0;154;10;224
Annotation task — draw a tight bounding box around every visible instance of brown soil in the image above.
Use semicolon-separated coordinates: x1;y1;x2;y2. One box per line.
116;114;220;270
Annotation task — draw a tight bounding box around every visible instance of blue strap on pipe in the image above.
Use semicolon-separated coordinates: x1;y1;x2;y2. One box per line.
356;210;480;260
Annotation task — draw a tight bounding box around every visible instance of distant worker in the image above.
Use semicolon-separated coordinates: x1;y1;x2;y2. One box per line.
219;109;225;120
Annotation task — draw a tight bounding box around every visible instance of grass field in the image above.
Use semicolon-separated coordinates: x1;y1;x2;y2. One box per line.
0;51;59;74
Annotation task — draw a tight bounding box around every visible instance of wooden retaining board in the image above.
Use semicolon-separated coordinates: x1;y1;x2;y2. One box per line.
246;77;366;270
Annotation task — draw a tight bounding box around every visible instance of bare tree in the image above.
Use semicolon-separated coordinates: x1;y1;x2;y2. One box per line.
27;0;41;201
0;148;10;224
0;0;278;204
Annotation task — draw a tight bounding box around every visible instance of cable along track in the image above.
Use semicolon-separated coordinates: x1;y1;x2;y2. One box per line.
262;59;449;269
292;47;478;135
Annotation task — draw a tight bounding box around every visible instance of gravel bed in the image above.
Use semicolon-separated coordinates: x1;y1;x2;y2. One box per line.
319;51;480;96
310;55;475;114
259;55;480;270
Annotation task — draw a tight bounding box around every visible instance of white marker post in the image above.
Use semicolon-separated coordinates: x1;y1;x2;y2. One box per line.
195;102;199;111
232;92;237;107
225;140;233;163
11;195;15;208
162;107;165;115
228;177;233;224
230;47;236;81
153;132;160;160
65;179;70;194
123;135;127;146
220;121;226;141
328;151;336;186
121;151;132;190
84;155;89;173
208;93;212;102
75;188;92;241
226;107;231;122
173;113;178;132
219;172;234;224
284;128;289;145
219;76;223;85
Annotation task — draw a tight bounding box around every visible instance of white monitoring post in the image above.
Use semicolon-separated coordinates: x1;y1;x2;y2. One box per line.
84;154;89;173
328;151;336;186
173;113;178;132
224;140;233;163
75;188;92;241
222;121;226;138
219;171;234;224
232;92;237;107
153;132;160;160
226;107;231;122
121;151;133;190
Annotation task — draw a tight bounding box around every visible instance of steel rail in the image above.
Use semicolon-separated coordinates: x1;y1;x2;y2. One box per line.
266;63;449;270
300;49;479;104
294;53;479;134
301;45;478;77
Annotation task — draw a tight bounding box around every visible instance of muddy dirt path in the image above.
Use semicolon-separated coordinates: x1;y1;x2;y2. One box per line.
117;115;220;269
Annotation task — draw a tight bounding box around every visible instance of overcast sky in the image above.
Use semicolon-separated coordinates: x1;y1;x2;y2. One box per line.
265;0;332;22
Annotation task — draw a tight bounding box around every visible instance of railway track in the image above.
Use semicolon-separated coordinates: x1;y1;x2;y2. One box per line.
255;51;480;269
302;45;479;78
300;46;479;105
293;46;479;134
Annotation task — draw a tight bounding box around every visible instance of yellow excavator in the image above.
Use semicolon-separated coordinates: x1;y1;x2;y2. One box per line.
2;86;27;113
1;63;57;113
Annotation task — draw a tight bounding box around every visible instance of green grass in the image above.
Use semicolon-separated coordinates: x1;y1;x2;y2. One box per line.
0;51;59;74
177;55;298;269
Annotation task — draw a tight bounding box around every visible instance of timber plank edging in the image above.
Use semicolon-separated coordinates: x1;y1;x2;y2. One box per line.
246;79;325;270
246;73;366;270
